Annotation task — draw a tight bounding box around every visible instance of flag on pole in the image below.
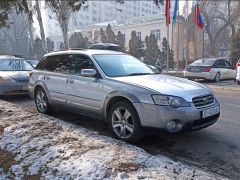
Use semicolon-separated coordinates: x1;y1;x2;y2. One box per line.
165;0;171;26
172;0;179;25
194;3;204;29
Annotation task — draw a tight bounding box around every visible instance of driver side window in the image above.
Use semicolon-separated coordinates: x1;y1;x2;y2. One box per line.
70;54;95;75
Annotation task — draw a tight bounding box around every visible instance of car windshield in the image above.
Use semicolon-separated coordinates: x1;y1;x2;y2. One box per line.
191;59;216;66
93;54;155;77
0;59;33;71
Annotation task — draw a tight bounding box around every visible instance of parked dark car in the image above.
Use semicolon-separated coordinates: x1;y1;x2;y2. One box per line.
89;43;122;52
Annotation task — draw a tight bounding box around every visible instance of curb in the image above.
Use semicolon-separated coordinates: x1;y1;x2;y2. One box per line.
207;85;240;91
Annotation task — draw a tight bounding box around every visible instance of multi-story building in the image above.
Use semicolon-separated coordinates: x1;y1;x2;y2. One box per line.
45;1;162;37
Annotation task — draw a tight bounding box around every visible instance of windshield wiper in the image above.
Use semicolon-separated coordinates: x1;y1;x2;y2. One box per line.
128;73;153;76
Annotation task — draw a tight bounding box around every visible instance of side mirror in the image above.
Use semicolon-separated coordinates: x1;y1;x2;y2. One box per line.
81;69;97;77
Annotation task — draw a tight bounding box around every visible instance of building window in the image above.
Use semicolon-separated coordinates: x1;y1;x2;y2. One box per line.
151;29;161;41
92;17;97;22
92;9;97;15
136;32;141;40
92;2;97;7
122;34;126;42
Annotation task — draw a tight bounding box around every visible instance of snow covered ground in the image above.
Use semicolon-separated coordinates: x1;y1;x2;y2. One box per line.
0;100;226;179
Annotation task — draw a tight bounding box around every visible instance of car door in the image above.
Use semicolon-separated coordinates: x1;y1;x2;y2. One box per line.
43;55;70;104
223;60;235;79
217;59;228;79
66;54;103;113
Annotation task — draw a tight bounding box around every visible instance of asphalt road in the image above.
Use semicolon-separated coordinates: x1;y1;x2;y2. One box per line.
1;87;240;179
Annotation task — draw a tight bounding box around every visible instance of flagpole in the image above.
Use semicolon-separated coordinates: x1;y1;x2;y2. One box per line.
177;3;180;74
167;25;169;72
202;29;205;57
186;1;189;67
171;19;174;69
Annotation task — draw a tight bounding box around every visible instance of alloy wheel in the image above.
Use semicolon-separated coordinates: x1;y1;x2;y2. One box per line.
112;107;134;139
36;90;47;112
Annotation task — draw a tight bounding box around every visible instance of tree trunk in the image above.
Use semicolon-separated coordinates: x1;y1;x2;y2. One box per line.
59;1;69;49
61;19;69;49
28;16;34;57
35;0;47;52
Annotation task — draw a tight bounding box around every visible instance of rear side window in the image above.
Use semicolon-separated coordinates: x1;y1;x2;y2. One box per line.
217;60;227;68
35;55;70;74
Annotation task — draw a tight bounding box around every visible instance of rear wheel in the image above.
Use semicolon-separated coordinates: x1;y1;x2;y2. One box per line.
108;101;143;142
214;72;221;82
34;88;52;114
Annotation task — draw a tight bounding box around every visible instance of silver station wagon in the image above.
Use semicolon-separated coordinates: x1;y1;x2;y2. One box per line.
29;50;220;142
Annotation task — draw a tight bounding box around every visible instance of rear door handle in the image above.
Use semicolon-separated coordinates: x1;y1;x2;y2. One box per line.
45;76;50;80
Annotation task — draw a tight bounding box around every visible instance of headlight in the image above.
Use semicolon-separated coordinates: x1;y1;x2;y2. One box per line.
0;76;16;84
152;95;190;108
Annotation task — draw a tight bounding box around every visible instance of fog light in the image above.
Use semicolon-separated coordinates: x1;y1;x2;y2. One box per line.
166;120;177;131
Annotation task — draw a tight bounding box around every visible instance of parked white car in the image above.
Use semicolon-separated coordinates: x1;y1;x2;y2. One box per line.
184;58;236;82
235;59;240;85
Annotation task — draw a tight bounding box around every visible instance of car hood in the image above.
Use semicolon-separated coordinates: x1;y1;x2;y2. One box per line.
113;74;212;102
0;71;30;82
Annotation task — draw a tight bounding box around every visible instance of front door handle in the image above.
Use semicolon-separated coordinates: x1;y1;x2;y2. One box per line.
69;79;74;84
45;76;50;80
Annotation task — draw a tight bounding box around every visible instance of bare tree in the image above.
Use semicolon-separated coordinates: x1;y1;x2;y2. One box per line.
46;0;88;49
201;0;240;56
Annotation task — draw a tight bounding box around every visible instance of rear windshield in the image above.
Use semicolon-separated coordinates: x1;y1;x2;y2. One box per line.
0;59;33;71
191;59;216;66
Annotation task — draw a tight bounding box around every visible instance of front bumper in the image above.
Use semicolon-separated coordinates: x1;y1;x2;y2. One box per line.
134;100;220;132
184;71;215;80
0;83;28;95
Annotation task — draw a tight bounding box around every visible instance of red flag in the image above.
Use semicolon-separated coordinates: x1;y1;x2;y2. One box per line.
194;3;204;29
165;0;171;26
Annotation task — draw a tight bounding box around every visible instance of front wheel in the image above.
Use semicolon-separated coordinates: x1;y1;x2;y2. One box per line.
34;88;52;114
108;101;143;142
236;79;240;85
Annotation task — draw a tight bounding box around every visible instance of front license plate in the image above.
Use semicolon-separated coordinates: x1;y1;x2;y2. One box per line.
202;106;220;118
22;85;28;91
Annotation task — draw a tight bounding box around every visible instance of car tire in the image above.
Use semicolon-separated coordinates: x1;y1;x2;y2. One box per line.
237;80;240;85
214;72;221;82
188;78;194;81
108;100;143;142
34;87;52;114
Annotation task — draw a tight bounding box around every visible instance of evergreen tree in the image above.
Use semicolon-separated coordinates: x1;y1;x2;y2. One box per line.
231;29;240;66
116;31;125;52
47;38;54;52
59;42;64;50
106;24;116;43
144;34;160;65
69;32;88;48
160;37;174;69
129;31;144;58
100;28;107;43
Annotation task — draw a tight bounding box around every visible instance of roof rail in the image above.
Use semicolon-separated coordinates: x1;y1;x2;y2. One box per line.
68;48;86;50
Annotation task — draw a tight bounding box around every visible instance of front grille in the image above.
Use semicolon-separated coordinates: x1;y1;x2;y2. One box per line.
192;94;214;108
192;113;220;129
